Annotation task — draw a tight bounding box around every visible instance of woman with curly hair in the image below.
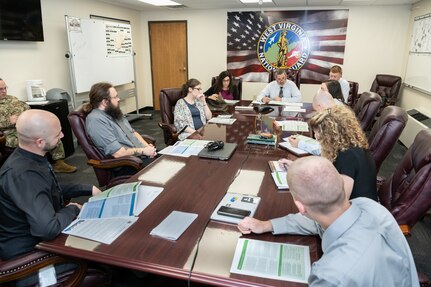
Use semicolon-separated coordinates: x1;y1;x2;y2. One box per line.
308;105;377;200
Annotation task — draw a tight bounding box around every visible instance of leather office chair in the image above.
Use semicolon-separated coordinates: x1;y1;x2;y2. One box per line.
68;106;154;188
368;106;408;172
370;74;402;113
0;250;111;286
158;88;184;145
378;129;431;235
268;69;301;89
0;130;14;166
353;91;382;131
347;81;359;107
210;76;243;100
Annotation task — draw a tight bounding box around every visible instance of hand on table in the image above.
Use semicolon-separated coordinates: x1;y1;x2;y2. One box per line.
237;217;273;234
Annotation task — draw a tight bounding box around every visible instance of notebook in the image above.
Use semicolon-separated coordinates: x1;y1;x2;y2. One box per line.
198;142;238;160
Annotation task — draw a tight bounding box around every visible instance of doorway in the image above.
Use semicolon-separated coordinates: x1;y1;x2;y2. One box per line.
149;21;188;110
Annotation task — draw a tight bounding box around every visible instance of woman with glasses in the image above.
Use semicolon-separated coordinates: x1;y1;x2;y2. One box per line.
174;78;212;140
204;70;239;101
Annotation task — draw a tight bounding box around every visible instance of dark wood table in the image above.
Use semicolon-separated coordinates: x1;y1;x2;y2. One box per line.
37;101;321;287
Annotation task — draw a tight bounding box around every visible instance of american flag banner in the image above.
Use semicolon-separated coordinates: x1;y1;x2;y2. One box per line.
227;10;349;84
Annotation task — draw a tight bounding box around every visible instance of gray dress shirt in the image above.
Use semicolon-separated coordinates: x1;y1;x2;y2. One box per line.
339;78;350;103
86;108;144;156
271;198;419;287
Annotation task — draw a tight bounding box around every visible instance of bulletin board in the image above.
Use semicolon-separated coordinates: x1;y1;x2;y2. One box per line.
404;13;431;95
65;16;134;93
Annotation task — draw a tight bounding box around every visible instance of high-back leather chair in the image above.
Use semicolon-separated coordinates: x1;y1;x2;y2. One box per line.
0;131;14;166
0;250;111;286
378;129;431;234
368;106;408;172
210;76;243;100
68;106;150;188
370;74;402;112
158;88;184;145
347;81;359;107
268;69;301;89
353;91;382;131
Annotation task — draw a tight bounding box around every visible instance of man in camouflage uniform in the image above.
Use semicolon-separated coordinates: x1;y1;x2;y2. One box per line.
0;78;76;173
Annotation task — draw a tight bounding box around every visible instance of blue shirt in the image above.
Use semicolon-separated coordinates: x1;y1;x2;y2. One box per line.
184;99;204;130
270;198;419;287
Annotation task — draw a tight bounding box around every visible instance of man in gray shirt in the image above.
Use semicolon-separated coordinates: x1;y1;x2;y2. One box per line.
85;82;157;175
238;156;419;286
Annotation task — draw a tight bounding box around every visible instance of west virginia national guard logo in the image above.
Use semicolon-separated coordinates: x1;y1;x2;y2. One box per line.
257;22;310;72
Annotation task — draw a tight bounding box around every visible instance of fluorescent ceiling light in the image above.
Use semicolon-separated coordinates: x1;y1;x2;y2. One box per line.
138;0;181;6
240;0;272;3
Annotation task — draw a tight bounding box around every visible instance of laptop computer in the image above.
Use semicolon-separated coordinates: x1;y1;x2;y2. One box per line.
198;142;238;160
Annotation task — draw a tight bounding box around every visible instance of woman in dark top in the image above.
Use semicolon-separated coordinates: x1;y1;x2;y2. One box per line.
321;80;345;103
174;78;212;140
308;105;377;201
204;70;239;101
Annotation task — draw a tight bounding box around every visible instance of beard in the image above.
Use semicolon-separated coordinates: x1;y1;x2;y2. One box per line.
105;101;124;120
43;141;60;153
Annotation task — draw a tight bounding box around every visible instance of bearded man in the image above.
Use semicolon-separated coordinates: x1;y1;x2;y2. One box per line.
85;82;157;176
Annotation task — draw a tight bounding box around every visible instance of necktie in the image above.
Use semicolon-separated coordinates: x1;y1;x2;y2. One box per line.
279;86;283;98
48;163;64;207
116;118;144;148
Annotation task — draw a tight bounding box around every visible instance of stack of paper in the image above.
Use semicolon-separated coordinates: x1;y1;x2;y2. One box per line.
208;116;237;125
252;100;303;106
275;120;309;132
268;161;289;189
279;135;319;156
235;105;254;111
62;182;164;244
246;134;276;146
230;238;310;283
158;139;212;157
150;211;198;241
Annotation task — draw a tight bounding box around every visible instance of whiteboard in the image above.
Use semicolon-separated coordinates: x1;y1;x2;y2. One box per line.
404;13;431;95
66;16;134;93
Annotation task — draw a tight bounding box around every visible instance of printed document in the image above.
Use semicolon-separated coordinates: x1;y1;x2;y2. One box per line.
231;238;310;283
275;120;309;132
63;217;138;245
208;117;237;125
252;100;303;106
158;139;211;157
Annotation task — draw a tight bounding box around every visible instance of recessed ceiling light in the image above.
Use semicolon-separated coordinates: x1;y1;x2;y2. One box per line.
240;0;272;3
138;0;181;6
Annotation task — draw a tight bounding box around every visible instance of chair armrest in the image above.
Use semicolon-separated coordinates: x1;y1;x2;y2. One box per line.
87;156;143;171
0;250;87;286
158;122;177;134
141;134;156;146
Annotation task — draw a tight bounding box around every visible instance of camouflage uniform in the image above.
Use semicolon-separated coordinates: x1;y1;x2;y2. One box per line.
0;95;65;160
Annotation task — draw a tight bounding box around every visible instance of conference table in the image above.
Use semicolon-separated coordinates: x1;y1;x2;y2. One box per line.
37;101;321;287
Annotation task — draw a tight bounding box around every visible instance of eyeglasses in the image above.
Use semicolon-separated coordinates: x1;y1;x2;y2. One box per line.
193;87;202;91
0;86;7;91
110;95;120;100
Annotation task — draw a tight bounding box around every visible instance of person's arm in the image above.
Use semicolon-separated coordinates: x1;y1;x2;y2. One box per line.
6;172;80;241
197;94;212;120
112;145;157;158
297;140;321;156
239;213;322;236
256;83;272;103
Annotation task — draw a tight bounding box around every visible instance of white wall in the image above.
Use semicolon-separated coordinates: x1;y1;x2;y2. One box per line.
140;5;411;103
0;0;143;112
0;1;414;109
399;0;431;114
